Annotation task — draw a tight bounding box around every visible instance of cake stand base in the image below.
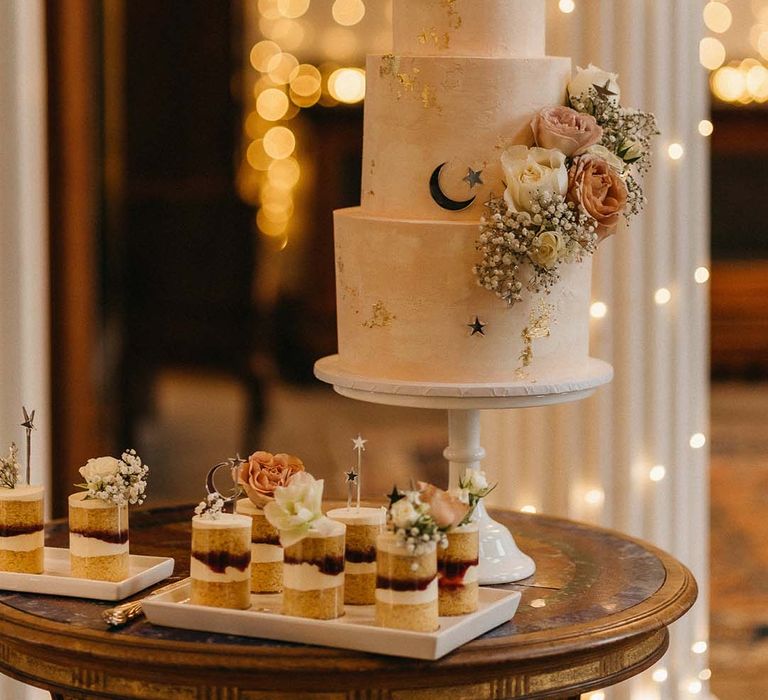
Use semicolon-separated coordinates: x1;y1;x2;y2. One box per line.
314;355;612;584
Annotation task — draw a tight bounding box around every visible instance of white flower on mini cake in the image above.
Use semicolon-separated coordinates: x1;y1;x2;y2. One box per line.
386;487;448;554
195;492;226;520
76;449;148;507
264;471;337;548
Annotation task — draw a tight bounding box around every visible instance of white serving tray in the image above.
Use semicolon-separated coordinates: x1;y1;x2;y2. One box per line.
143;584;520;660
0;547;175;601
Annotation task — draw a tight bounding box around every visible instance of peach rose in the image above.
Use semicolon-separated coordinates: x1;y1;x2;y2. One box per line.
417;482;469;530
567;154;628;240
237;450;305;507
531;105;603;157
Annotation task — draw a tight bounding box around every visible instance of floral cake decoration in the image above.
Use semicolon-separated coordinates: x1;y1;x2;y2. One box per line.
75;450;149;506
236;451;305;508
475;64;659;306
0;444;20;490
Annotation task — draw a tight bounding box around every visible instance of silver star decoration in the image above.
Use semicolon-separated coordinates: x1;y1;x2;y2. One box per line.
593;79;617;100
229;454;246;468
463;168;484;189
468;316;486;336
345;469;358;483
352;435;367;452
21;407;35;431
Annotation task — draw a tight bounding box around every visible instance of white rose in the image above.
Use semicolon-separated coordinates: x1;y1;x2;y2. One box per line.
390;498;418;529
464;469;488;492
569;64;620;104
586;144;625;173
79;456;120;483
500;145;568;214
530;231;566;269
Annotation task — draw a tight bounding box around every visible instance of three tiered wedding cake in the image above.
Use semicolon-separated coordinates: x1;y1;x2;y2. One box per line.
328;0;655;387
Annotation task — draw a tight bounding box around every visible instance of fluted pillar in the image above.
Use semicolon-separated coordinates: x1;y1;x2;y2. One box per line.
484;2;710;699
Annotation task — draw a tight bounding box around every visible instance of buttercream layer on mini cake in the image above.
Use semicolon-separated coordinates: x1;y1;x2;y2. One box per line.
0;485;44;573
438;523;480;616
68;492;129;582
190;513;251;610
236;498;283;594
375;532;438;632
282;522;345;620
335;210;591;384
327;507;385;605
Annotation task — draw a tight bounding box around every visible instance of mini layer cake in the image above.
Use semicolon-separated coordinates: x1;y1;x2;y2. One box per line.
69;492;129;581
375;532;438;632
282;519;345;620
438;522;480;616
191;513;251;609
236;498;282;593
327;506;385;605
0;485;44;574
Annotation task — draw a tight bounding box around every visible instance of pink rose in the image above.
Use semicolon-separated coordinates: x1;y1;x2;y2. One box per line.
237;451;305;507
567;154;628;240
531;105;603;157
417;482;469;530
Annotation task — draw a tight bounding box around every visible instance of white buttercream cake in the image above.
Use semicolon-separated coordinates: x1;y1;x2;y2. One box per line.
331;0;595;385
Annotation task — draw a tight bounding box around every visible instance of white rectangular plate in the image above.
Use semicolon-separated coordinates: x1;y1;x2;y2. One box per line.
0;547;175;601
143;585;520;660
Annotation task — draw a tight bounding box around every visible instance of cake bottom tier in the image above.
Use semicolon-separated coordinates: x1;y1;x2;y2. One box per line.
334;208;593;384
70;552;129;582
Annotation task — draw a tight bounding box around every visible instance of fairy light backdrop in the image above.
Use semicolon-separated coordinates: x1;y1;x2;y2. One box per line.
484;2;710;699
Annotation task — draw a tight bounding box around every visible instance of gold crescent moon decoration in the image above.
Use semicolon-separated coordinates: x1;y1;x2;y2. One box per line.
429;162;477;211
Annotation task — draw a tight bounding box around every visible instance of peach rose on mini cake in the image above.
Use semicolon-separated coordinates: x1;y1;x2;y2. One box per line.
567;154;628;240
417;482;469;530
531;105;603;157
237;451;305;508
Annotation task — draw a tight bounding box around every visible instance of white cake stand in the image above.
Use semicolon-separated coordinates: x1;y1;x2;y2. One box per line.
314;355;613;584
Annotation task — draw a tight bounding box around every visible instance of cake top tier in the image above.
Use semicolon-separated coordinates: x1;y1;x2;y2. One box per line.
392;0;545;58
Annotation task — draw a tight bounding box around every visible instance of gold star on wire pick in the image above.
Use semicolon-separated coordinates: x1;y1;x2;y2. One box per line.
463;168;484;189
352;435;367;452
593;79;617;99
345;469;358;483
468;316;486;336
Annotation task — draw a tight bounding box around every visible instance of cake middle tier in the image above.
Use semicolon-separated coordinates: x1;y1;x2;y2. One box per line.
334;208;591;385
361;54;571;222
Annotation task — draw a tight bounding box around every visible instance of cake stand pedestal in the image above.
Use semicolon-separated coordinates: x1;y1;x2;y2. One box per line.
314;355;613;584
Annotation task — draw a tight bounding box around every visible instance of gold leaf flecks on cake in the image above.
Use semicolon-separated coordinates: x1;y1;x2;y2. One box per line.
421;85;440;111
379;54;401;78
418;27;450;50
362;301;396;329
440;0;462;30
517;301;555;370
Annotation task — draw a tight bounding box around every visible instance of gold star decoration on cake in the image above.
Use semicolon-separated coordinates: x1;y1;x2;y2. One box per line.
468;316;486;336
593;79;618;100
463;168;484;189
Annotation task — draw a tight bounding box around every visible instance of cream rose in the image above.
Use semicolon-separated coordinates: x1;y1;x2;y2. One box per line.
501;145;568;214
418;482;469;530
390;497;419;530
529;231;566;269
263;471;327;547
586;144;625;173
237;450;305;508
567;155;629;241
531;105;603;157
79;456;120;483
569;64;621;104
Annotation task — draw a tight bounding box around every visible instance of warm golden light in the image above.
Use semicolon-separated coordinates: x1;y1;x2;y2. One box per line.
711;65;746;102
698;119;714;137
320;27;359;60
652;668;668;683
667;143;684;161
263;126;296;159
332;0;366;26
262;18;305;50
246;139;272;171
328;67;366;103
256;88;290;121
690;433;707;449
277;0;310;19
699;669;712;681
267;52;300;85
695;266;711;284
655;287;672;305
268;157;301;189
290;89;322;108
590;301;608;319
692;640;708;654
758;31;768;61
584;489;604;506
649;465;666;482
703;2;732;33
290;64;322;96
558;0;575;13
699;37;726;70
250;40;281;72
747;63;768;101
258;0;281;20
256;209;288;237
520;505;537;514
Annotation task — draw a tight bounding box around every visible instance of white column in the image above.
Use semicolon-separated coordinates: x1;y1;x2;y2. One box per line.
484;1;710;699
0;1;51;698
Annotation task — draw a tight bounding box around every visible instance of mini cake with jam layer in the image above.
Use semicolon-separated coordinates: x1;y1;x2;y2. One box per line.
69;492;129;581
190;504;252;610
327;506;385;605
438;522;480;616
0;483;44;574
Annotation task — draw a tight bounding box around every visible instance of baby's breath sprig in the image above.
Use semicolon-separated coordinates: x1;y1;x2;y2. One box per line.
0;443;20;490
474;191;598;307
388;489;448;555
195;492;226;520
78;449;149;507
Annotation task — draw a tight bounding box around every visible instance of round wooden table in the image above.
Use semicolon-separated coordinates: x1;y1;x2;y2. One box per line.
0;504;696;700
